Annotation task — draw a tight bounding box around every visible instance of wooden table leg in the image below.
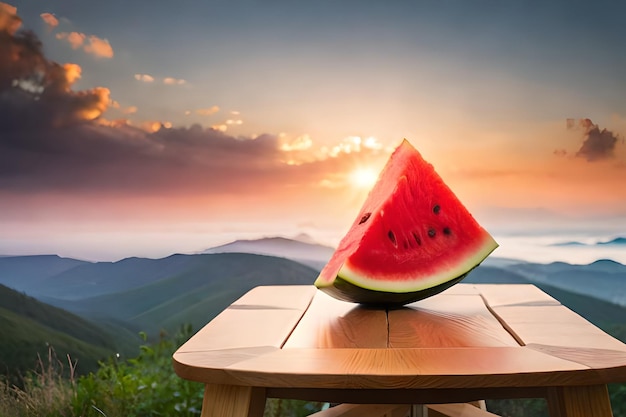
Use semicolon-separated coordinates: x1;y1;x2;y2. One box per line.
547;385;613;417
200;384;266;417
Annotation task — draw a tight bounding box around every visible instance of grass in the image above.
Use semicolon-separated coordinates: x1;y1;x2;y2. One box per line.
0;347;77;417
0;326;324;417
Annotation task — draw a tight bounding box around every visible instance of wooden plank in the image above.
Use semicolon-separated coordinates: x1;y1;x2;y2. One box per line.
477;284;560;307
527;343;626;371
547;385;613;417
176;286;315;353
200;384;265;417
389;295;519;348
173;346;278;383
220;347;590;389
439;283;480;295
308;404;411;417
230;285;316;309
426;403;500;417
489;305;626;351
176;308;309;352
283;290;388;348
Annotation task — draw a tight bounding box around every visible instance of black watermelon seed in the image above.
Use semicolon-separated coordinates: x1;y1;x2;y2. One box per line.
412;232;422;246
433;204;441;214
428;228;436;238
388;230;397;247
359;212;371;224
443;227;451;235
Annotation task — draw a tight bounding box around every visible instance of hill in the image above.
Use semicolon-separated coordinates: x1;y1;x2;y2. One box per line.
46;253;320;336
0;255;88;294
0;284;138;383
506;259;626;307
203;236;335;270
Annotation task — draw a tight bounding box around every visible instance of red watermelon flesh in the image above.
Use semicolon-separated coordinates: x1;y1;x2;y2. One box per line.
314;139;498;306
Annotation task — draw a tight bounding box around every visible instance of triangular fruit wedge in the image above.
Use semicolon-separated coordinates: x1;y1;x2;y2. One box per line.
314;139;498;306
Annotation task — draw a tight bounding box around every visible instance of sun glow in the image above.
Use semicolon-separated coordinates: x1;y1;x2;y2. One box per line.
349;168;379;188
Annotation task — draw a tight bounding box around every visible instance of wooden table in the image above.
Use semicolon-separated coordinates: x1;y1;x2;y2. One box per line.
173;284;626;417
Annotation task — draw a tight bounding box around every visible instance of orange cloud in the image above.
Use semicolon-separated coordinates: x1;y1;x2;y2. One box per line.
56;32;113;58
75;87;110;120
122;105;138;114
63;63;81;86
163;77;186;85
212;124;228;132
134;73;155;82
196;106;220;116
0;2;21;34
84;35;113;58
56;31;86;49
40;12;58;29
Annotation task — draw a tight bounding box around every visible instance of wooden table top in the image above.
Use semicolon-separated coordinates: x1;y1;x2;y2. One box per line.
173;284;626;391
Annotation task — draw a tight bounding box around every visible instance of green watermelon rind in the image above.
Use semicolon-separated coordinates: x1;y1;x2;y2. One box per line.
318;270;471;307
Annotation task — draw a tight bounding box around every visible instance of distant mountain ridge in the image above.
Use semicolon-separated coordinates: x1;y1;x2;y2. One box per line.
552;236;626;247
202;235;335;270
0;255;89;294
2;237;626;308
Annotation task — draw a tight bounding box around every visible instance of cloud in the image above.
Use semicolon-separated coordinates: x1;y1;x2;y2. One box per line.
84;35;113;58
134;73;155;83
56;32;113;58
0;2;20;35
40;12;58;29
0;14;110;131
135;74;186;85
566;118;620;162
195;106;219;116
56;31;86;49
163;77;186;85
0;7;388;202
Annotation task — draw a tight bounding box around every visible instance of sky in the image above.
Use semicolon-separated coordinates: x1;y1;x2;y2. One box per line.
1;0;626;261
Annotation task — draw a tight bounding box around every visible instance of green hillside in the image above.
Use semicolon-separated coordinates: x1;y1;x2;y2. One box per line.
0;285;139;383
62;253;319;336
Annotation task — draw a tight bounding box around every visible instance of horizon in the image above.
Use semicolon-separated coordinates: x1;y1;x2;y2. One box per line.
1;1;625;263
2;232;626;267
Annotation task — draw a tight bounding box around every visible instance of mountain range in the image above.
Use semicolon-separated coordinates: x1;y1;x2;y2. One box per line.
1;236;625;380
552;236;626;247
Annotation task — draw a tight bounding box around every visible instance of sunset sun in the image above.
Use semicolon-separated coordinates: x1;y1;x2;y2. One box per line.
349;168;379;189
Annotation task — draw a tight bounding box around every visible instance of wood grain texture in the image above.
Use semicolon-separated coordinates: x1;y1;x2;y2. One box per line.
308;404;411;417
214;347;590;389
200;384;265;417
547;385;613;417
176;286;315;353
426;403;500;417
489;305;626;351
476;284;560;307
527;343;626;369
230;285;317;310
283;290;388;348
389;295;518;348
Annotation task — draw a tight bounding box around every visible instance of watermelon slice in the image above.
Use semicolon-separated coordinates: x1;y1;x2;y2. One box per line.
314;139;498;306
